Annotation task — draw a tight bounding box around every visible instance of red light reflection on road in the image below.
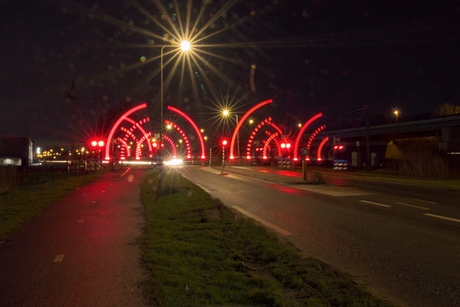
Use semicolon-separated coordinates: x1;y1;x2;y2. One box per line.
274;171;300;177
257;169;300;177
266;183;302;195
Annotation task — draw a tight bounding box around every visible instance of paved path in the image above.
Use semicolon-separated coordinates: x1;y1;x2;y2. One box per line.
0;168;147;307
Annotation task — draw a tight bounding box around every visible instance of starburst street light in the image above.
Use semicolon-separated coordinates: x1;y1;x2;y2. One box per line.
160;39;192;155
222;109;240;161
180;40;191;52
157;39;192;195
393;109;400;122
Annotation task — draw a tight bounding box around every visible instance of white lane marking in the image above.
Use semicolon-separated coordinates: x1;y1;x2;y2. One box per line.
424;213;460;224
232;206;292;236
53;254;65;263
396;202;430;210
407;198;437;205
195;183;211;194
359;200;391;208
295;185;371;197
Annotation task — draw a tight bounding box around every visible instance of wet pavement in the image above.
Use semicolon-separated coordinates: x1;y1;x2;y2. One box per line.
0;168;147;307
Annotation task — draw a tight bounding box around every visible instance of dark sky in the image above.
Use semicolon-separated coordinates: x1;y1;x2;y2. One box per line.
0;0;459;148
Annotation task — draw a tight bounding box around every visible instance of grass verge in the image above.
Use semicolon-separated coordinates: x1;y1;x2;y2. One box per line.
140;169;396;307
0;170;108;240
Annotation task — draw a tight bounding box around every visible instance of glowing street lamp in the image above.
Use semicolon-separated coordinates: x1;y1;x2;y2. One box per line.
222;109;240;160
180;40;191;52
393;109;399;122
158;40;191;194
160;40;192;161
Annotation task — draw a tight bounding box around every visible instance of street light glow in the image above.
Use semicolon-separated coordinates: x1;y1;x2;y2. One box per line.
394;109;400;122
180;40;191;52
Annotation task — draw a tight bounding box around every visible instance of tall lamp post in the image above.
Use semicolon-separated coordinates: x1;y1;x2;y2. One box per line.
157;40;191;196
222;109;240;163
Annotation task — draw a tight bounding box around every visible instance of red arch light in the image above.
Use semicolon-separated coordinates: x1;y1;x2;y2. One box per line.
229;99;273;159
293;113;322;161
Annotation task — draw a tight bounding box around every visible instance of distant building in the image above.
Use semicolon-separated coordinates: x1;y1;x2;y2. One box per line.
0;136;33;166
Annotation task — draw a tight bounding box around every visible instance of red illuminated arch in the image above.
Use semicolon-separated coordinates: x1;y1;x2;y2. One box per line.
246;117;283;159
262;132;281;159
293;113;322;161
167;106;206;159
230;99;273;159
317;137;329;162
165;120;192;159
116;138;130;160
247;118;270;158
136;134;152;160
119;118;152;160
307;125;326;150
104;103;151;160
162;135;177;158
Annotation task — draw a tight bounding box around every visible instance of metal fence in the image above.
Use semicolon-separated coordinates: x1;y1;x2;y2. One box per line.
0;161;92;193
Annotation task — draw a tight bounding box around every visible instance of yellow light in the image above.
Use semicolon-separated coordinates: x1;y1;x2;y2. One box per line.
180;40;191;52
222;109;229;116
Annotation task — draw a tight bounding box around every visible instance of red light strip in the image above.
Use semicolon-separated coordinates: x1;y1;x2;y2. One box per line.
262;133;280;158
293;113;322;161
120;117;153;159
167;106;206;159
230;99;273;159
104;103;147;160
165;120;192;159
317;137;329;162
162;135;177;158
307;125;326;150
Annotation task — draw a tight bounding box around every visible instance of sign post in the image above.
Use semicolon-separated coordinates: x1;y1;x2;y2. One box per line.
300;146;309;181
356;141;360;171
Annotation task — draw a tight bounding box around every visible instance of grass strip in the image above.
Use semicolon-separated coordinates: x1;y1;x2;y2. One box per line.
0;170;108;240
140;169;396;307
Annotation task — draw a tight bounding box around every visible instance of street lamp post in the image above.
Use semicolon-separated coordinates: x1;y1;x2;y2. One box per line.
222;109;240;164
156;40;191;196
236;114;240;162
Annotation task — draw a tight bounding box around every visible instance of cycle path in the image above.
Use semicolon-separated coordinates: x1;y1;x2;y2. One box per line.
0;168;147;307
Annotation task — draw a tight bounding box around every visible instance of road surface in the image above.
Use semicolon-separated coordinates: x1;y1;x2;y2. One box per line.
184;165;460;307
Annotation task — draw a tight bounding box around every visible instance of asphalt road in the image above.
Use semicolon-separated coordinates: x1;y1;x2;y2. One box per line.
0;167;147;307
184;165;460;307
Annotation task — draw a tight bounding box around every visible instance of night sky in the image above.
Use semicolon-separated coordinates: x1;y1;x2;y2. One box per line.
0;0;459;148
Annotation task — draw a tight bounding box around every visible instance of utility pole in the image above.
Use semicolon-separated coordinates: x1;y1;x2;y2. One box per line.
63;81;76;159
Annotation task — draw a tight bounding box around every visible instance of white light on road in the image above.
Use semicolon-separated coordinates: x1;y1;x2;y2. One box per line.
164;158;183;166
